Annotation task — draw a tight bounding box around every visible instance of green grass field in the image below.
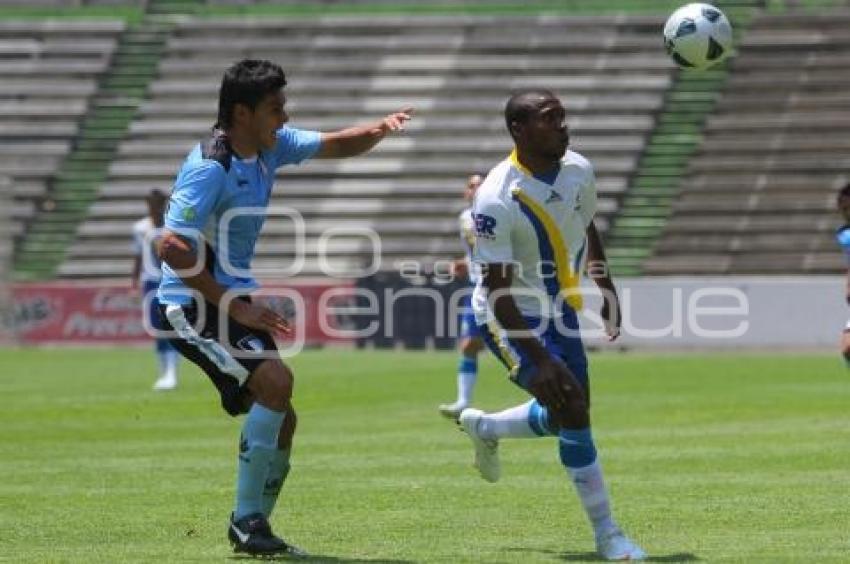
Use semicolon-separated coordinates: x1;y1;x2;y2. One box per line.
2;348;848;563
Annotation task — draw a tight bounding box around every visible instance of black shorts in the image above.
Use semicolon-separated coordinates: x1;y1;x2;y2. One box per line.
158;298;278;416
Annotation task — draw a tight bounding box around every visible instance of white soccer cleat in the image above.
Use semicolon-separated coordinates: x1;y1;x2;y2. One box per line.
152;375;177;391
595;528;646;561
438;400;468;420
458;408;500;483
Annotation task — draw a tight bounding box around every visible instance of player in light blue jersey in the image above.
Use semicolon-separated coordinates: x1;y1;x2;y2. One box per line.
836;183;850;364
155;59;412;557
439;173;485;419
131;188;179;391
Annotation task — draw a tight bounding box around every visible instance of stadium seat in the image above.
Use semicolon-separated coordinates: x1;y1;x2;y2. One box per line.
644;11;850;275
0;20;125;263
59;13;671;278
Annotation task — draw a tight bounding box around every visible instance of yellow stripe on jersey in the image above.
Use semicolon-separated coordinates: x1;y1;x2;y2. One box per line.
511;187;583;310
509;148;533;178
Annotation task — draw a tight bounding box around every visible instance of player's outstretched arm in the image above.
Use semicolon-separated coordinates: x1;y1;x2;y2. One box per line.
315;106;413;159
157;230;290;335
586;221;620;341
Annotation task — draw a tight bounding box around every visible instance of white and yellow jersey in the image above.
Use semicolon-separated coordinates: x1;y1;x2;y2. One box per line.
132;216;164;284
458;207;481;286
471;149;596;324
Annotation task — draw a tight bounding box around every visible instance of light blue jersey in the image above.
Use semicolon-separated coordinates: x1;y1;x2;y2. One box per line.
837;225;850;266
158;126;322;305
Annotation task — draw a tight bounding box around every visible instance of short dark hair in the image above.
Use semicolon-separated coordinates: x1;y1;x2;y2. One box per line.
504;89;557;139
839;182;850;201
216;59;287;129
147;188;167;203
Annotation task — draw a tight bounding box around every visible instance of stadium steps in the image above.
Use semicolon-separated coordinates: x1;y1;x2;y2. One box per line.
147;0;205;16
644;8;850;275
604;69;731;277
604;6;757;276
13;18;175;281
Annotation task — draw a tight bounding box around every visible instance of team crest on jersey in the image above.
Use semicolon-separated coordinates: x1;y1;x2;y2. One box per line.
181;207;196;222
473;213;497;239
237;335;264;353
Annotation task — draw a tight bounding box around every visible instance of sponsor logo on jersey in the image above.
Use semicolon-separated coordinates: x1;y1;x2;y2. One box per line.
473;213;497;239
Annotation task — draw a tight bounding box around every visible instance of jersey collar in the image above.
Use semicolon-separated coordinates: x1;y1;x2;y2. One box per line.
509;148;560;186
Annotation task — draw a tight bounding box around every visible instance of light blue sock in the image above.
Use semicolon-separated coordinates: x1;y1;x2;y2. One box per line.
558;427;598;469
261;448;291;518
235;404;285;520
527;400;558;436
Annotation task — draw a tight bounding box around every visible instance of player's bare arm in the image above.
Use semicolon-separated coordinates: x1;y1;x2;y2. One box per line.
130;253;141;290
315;106;413;158
157;230;290;335
586;221;620;341
484;262;587;427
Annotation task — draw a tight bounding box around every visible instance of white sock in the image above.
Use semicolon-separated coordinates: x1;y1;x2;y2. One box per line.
567;460;617;537
164;350;179;382
457;371;476;405
156;351;168;378
156;350;177;383
477;400;539;440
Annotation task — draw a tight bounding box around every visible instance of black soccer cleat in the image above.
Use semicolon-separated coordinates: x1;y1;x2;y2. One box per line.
228;512;306;557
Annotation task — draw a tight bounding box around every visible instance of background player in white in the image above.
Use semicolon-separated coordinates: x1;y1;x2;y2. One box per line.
439;172;485;419
459;89;644;560
835;183;850;364
131;188;179;391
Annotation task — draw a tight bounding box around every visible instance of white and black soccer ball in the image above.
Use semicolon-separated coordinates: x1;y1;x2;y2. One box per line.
663;3;733;70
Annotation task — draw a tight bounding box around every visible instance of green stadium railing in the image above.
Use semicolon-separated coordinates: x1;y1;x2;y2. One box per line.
10;0;816;280
13;16;178;280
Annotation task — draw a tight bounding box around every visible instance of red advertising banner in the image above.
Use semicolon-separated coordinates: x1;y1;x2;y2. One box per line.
9;280;356;346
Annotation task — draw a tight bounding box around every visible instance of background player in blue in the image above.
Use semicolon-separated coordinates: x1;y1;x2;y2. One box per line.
155;59;413;557
439;172;485;419
460;90;644;560
131;188;179;391
836;183;850;365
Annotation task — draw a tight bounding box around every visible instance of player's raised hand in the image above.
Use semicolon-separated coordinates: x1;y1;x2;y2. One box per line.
229;300;292;336
376;106;414;134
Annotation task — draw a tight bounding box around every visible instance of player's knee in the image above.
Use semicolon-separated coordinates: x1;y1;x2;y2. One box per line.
557;393;589;429
270;364;294;402
250;360;294;410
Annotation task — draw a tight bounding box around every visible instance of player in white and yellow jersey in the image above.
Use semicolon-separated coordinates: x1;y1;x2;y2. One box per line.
438;172;485;419
458;90;645;561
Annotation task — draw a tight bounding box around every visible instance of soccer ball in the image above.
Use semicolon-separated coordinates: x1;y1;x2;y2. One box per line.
663;3;733;70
